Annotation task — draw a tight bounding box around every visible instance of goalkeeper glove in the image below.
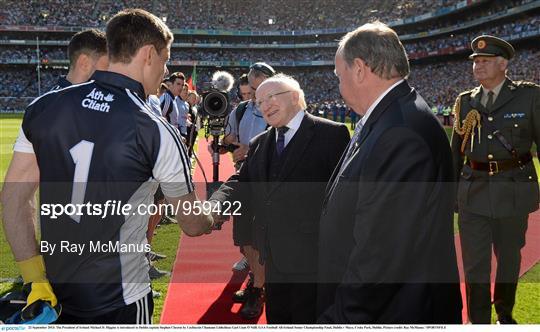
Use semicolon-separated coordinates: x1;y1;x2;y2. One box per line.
17;255;58;311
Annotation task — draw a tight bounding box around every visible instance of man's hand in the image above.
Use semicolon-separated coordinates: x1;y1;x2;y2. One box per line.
164;192;216;237
17;255;58;312
205;201;230;234
207;140;227;155
212;211;229;229
232;143;249;163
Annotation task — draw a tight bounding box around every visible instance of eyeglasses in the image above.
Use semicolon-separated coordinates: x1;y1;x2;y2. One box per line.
256;90;292;108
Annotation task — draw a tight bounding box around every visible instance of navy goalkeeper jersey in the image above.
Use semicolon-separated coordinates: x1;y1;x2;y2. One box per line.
49;76;72;91
16;71;193;317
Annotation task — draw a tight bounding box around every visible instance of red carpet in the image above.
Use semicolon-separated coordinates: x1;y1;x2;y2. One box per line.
161;139;266;324
161;139;540;324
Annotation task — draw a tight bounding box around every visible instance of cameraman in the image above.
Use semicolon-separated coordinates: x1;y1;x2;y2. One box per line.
222;67;273;168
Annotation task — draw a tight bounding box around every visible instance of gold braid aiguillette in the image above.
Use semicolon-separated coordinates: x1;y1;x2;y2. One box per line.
453;96;481;153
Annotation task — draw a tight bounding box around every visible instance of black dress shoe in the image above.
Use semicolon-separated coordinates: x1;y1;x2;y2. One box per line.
232;272;254;303
233;286;250;303
497;315;517;324
239;287;264;320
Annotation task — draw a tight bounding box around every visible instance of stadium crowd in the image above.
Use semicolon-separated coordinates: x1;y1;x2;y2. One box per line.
405;15;540;55
2;47;538;114
396;0;534;35
2;11;538;65
0;0;538;118
2;0;469;31
1;0;535;33
0;48;66;63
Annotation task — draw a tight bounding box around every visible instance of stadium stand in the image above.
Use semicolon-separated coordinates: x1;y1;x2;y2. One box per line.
0;0;538;116
1;0;467;30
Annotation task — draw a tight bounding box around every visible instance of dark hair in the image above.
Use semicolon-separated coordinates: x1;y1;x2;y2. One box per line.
249;62;276;78
159;83;168;93
236;73;250;99
106;9;173;64
168;71;185;82
68;29;107;66
238;73;249;86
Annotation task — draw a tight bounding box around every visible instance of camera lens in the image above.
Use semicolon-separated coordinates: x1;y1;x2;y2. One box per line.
203;91;228;117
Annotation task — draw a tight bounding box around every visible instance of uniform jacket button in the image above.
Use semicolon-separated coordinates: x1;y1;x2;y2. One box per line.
488;116;494;121
488;134;493;139
488;154;494;160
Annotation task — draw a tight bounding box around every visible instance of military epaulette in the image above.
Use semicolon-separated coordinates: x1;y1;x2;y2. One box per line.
453;92;467;117
514;81;540;89
458;89;475;97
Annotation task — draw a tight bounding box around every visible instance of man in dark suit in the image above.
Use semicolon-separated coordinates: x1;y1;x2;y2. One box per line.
451;35;540;324
210;74;350;323
317;21;462;324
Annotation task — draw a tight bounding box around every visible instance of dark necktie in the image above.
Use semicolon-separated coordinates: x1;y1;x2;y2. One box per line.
276;127;289;155
486;91;494;110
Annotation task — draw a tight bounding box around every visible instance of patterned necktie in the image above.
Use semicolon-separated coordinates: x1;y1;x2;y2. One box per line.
344;121;363;161
276;126;289;155
486;91;494;110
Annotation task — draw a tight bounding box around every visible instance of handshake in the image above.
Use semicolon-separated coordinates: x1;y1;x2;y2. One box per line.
205;200;231;234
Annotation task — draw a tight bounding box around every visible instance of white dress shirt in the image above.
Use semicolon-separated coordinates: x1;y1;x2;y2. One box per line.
276;110;305;148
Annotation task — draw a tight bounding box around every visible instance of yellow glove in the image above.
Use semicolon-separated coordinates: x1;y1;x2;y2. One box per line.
17;255;58;308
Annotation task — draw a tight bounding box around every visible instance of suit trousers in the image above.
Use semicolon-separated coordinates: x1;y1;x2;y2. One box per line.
458;210;528;323
264;254;317;324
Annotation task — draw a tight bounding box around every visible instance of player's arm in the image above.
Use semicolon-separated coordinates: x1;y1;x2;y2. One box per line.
170;100;180;129
2;147;58;312
1;151;40;261
159;93;170;118
164;192;213;237
153;123;213;236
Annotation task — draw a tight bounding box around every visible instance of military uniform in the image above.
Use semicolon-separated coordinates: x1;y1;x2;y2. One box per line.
451;35;540;324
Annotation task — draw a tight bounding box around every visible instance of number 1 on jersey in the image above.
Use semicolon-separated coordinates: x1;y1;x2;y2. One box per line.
69;140;95;223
